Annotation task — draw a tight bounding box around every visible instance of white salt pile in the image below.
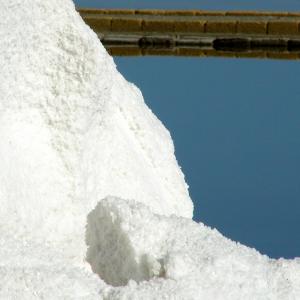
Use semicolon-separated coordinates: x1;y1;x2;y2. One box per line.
0;0;299;299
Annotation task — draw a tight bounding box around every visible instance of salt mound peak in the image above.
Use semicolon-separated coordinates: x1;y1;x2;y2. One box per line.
0;0;192;245
0;0;192;298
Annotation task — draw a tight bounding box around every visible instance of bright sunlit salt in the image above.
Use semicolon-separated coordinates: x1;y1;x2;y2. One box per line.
0;0;299;299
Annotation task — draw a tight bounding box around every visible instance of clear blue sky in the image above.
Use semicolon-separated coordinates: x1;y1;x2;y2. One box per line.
74;1;300;259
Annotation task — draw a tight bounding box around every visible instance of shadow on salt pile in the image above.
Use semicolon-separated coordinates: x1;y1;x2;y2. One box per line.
85;197;166;286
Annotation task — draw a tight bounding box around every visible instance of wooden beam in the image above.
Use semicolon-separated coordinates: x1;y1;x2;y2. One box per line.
77;9;300;59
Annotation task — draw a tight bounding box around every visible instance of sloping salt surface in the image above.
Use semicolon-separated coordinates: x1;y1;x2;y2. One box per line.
89;197;300;300
0;0;192;298
0;0;192;244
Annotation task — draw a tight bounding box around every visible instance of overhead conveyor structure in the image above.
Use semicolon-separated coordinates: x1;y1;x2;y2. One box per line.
78;9;300;59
